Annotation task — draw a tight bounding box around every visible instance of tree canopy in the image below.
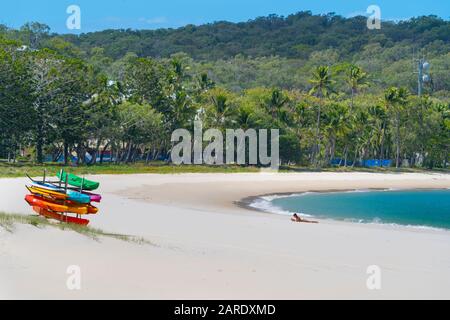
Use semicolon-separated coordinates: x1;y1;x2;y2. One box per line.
0;12;448;169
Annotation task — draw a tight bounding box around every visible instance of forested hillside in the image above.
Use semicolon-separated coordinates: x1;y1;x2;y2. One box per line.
2;12;450;96
0;12;449;169
65;12;450;60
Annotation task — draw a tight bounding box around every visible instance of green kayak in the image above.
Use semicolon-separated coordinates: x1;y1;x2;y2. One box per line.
57;171;100;191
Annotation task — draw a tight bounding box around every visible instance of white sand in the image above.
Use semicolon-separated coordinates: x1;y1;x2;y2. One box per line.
1;172;450;299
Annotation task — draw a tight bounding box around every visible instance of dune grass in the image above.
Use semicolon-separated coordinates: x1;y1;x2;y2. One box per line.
0;212;151;245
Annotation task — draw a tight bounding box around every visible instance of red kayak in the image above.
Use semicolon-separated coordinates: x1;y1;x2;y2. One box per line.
32;206;90;226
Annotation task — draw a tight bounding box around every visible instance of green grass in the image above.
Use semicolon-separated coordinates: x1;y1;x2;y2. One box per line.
0;212;151;245
0;162;261;178
280;165;449;174
0;161;447;179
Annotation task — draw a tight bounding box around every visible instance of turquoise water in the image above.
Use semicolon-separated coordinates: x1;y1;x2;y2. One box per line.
269;190;450;230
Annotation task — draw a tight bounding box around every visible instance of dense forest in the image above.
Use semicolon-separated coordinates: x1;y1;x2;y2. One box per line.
0;12;448;168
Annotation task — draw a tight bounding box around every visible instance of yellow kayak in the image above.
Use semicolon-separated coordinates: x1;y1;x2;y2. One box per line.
26;184;91;204
27;185;68;200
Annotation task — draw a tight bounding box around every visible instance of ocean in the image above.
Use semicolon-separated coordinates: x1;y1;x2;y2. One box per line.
251;189;450;230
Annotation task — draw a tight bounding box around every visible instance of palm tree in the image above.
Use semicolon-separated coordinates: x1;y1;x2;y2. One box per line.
171;90;196;130
351;110;376;167
264;88;288;121
381;87;397;160
340;65;369;166
309;66;334;166
394;87;409;168
346;65;369;110
207;88;235;128
171;58;185;84
368;104;387;162
235;106;259;130
382;87;408;168
323;103;348;164
381;87;399;166
198;72;215;92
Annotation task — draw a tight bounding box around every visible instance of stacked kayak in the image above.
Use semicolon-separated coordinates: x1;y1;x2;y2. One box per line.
24;170;102;226
57;171;100;191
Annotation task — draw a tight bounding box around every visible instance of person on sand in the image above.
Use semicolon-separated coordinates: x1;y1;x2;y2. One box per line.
291;213;318;224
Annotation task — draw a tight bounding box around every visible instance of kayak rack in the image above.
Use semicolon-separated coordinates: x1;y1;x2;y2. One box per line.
25;169;93;226
57;168;86;223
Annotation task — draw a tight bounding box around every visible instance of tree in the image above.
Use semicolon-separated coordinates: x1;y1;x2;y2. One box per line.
204;88;236;129
383;87;409;168
345;65;369;109
25;49;95;163
394;87;409;168
309;65;334;166
322;102;350;165
197;72;215;92
279;133;302;165
124;57;167;113
19;22;50;49
0;45;34;161
166;58;197;131
53;59;95;165
116;101;164;163
84;76;121;164
367;103;388;163
381;87;398;166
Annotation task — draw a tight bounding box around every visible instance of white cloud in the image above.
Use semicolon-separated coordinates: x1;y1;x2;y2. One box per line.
139;17;168;25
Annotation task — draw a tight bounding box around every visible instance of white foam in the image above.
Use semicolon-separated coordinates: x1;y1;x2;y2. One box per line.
365;221;446;232
342;217;447;232
343;189;372;193
249;190;450;232
249;198;292;216
259;192;315;202
250;194;313;217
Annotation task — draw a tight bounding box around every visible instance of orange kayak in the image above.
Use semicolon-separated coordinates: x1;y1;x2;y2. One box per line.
87;204;98;214
63;200;97;214
25;194;89;215
32;206;89;226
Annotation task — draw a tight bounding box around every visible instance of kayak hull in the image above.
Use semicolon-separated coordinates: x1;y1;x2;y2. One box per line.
87;205;98;214
27;185;68;200
33;206;89;226
57;171;99;191
31;182;90;204
83;191;102;203
25;195;89;215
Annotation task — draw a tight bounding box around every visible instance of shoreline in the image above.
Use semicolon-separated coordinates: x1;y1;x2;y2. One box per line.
236;187;450;233
234;188;450;232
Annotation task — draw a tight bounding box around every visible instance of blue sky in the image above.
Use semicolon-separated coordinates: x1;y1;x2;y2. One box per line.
1;0;449;34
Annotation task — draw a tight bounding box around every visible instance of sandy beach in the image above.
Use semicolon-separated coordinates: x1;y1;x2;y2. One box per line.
1;171;450;299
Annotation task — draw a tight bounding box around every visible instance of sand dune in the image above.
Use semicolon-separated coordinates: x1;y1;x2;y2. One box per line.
1;172;449;299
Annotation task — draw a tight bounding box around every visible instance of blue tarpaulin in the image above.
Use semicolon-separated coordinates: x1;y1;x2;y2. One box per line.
362;159;392;167
331;158;391;167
